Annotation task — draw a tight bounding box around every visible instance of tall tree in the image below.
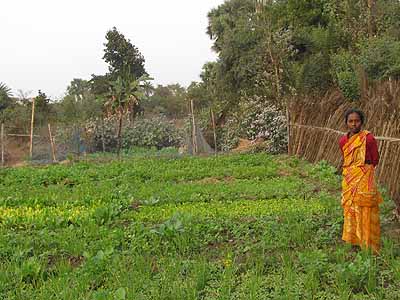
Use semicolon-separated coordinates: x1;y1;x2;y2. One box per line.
87;27;151;154
206;0;265;115
34;90;52;127
205;0;400;106
67;78;91;98
103;27;147;79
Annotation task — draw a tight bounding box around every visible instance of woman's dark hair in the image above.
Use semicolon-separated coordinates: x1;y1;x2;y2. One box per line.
345;108;365;124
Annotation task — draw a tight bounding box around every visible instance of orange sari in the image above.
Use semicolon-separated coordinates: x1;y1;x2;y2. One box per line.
341;130;383;253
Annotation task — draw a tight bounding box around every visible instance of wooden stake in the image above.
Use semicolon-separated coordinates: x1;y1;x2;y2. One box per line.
75;125;81;157
101;117;106;152
286;99;290;155
210;108;217;155
190;99;198;155
1;123;4;167
29;98;35;159
48;123;57;162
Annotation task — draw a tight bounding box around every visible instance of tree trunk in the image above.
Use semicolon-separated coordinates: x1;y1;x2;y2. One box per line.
129;105;138;126
265;15;281;102
271;50;281;99
367;0;376;37
129;107;134;125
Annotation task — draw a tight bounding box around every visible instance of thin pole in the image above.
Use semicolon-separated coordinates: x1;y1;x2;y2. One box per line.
101;117;106;152
190;99;198;155
1;123;4;166
286;100;290;155
186;100;194;155
30;98;35;159
48;123;57;162
210;108;217;155
6;134;40;137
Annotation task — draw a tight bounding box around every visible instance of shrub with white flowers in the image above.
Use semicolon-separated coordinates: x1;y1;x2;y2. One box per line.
122;117;183;149
239;99;288;154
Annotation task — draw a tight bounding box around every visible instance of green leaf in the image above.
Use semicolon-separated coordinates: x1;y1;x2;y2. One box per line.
115;287;126;300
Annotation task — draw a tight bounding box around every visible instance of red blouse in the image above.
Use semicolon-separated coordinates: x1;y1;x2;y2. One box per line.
339;133;379;166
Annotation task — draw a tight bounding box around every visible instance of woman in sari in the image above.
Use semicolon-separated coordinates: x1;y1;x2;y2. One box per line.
339;109;383;253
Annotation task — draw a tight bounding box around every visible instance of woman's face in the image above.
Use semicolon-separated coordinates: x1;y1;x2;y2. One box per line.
346;112;362;134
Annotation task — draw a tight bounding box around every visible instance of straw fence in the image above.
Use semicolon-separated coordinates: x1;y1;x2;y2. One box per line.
288;81;400;211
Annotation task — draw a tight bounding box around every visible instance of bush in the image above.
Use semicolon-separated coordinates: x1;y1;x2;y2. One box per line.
217;119;240;152
213;99;287;154
337;71;360;101
122;117;182;149
332;50;360;101
295;52;333;93
239;100;288;154
84;116;182;152
358;37;400;80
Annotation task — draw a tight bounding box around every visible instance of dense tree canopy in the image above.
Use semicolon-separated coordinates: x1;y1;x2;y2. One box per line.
103;27;147;80
201;0;400;112
144;84;187;119
56;79;102;125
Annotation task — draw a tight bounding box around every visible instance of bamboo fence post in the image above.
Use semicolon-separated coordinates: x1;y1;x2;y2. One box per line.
29;98;35;159
1;123;4;167
210;108;217;155
48;123;57;162
6;134;40;137
286;100;290;155
190;99;198;155
186;100;192;154
101;117;106;152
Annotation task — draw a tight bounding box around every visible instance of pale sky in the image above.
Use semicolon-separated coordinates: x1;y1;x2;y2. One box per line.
0;0;224;99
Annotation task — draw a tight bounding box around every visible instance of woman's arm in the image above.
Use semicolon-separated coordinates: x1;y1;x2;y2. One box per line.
366;134;379;167
338;136;346;172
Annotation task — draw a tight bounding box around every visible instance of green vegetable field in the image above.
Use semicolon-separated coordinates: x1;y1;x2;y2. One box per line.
1;153;399;299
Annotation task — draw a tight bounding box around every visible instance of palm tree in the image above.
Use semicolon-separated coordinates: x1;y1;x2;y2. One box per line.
105;73;152;156
0;82;13;123
0;82;12;111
